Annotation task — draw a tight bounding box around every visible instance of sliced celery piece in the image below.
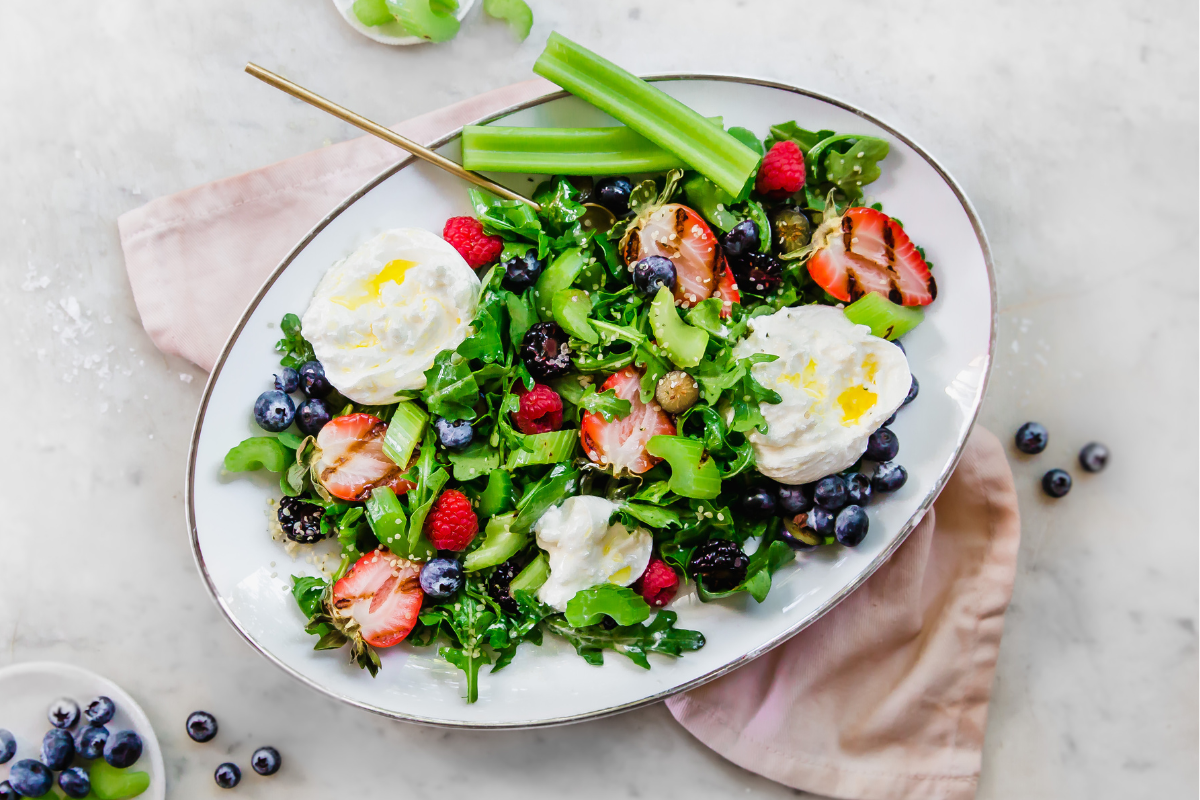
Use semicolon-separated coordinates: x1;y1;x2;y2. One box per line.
646;435;722;499
385;0;459;42
353;0;396;25
843;292;924;340
551;288;598;344
224;437;293;473
477;470;517;518
483;0;533;40
649;287;709;368
532;247;584;321
382;402;428;468
461;117;722;175
533;33;760;197
366;486;410;555
463;512;524;571
511;552;549;592
505;430;579;469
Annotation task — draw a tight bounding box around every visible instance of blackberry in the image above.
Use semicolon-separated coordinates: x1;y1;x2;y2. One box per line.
520;322;572;380
501;250;545;293
730;251;782;294
487;559;521;615
688;539;749;593
278;497;325;544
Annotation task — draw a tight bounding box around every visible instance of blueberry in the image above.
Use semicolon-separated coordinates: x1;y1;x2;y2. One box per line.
8;761;52;798
0;781;17;800
808;506;836;538
813;475;848;510
214;762;241;789
593;176;633;215
520;321;572;381
1014;421;1048;454
501;250;545;293
185;711;218;743
865;427;899;462
902;374;919;406
42;728;75;770
83;696;115;727
103;730;142;769
721;219;759;259
776;484;813;516
0;729;14;764
251;746;282;776
295;397;332;436
420;558;464;600
835;505;870;547
48;698;80;730
76;726;108;760
882;411;897;426
273;367;300;393
278;496;325;544
298;360;333;398
632;255;677;296
434;417;474;451
845;473;873;505
1042;468;1072;498
689;539;750;592
253;390;295;432
740;486;776;519
1079;442;1109;473
893;339;906;355
57;767;90;799
871;462;908;493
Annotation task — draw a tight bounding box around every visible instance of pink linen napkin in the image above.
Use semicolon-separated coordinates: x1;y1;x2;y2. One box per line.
117;81;1020;800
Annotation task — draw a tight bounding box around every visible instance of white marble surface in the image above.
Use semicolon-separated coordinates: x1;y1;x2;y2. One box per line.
0;1;1195;797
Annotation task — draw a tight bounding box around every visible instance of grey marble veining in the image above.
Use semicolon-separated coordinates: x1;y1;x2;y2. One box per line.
0;0;1195;797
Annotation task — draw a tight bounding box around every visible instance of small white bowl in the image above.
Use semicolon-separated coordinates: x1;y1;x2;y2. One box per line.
0;662;165;799
330;0;477;46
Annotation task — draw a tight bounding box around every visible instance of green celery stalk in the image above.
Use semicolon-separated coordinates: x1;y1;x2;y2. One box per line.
505;430;579;469
463;512;524;571
365;486;409;555
533;33;760;196
511;552;549;592
461;117;722;175
382;402;428;468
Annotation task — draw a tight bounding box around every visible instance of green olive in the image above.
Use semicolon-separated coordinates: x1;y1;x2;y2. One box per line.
769;206;813;254
654;371;700;414
783;515;823;546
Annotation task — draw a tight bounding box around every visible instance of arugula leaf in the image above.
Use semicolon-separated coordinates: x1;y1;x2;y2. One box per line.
727;126;764;156
447;439;501;481
633;344;670;403
565;585;651;627
544;610;705;669
275;313;315;369
434;593;496;703
291;575;328;618
456;291;507;363
576;385;631;421
420;350;479;421
512;464;579;534
505;290;538;347
824;137;889;200
765;122;835;155
532;176;587;235
620;501;681;529
469;188;550;259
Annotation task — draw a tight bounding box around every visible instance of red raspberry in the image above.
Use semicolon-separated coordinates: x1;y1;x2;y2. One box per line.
423;489;479;551
633;558;679;608
512;384;563;435
755;140;806;199
443;216;503;269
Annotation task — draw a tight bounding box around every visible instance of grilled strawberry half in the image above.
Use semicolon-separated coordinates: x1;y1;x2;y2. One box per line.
331;550;423;649
580;366;676;475
713;253;740;319
808;206;936;306
620;203;718;308
314;413;415;502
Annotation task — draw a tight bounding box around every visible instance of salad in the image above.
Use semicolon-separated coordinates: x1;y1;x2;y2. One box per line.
223;34;935;703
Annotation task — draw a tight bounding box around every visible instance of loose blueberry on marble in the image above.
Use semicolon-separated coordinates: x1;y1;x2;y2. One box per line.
813;475;848;510
776;483;813;516
871;462;908;493
251;746;281;776
83;696;115;727
1014;421;1048;454
0;729;15;764
103;730;142;769
42;728;75;770
214;763;241;789
186;711;218;743
48;698;80;729
835;505;870;547
57;767;91;799
845;472;873;506
273;367;300;393
1042;468;1072;498
77;725;108;760
1078;442;1109;473
8;760;53;798
865;427;899;462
